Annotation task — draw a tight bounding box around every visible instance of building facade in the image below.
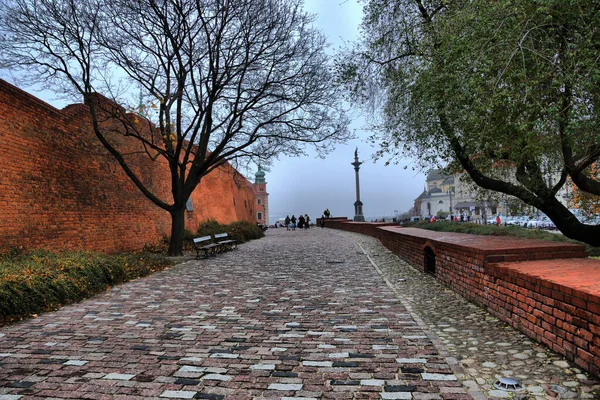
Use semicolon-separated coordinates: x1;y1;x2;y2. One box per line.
414;169;570;221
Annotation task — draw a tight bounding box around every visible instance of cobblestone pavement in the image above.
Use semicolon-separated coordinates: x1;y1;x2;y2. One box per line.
0;228;598;400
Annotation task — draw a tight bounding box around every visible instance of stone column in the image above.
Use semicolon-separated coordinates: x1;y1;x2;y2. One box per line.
351;148;365;222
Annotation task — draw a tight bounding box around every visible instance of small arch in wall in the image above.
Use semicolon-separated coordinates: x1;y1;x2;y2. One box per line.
423;246;436;275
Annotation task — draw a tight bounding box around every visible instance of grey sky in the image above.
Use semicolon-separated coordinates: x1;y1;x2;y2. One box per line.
0;0;427;223
267;0;426;222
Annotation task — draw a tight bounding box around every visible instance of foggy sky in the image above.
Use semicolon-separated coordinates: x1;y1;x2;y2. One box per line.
266;0;426;223
0;0;428;223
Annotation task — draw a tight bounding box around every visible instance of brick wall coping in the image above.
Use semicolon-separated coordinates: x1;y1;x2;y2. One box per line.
489;258;600;300
378;226;586;256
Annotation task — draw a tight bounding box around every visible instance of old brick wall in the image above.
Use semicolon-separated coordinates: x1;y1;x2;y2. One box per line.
325;222;600;377
0;79;256;252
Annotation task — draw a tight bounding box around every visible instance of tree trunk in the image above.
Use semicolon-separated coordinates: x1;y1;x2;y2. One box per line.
168;207;186;257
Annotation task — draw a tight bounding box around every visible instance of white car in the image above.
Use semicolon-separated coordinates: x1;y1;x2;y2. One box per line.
487;215;506;225
525;215;549;229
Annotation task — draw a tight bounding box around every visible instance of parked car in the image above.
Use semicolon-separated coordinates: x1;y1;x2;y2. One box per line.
487;215;506;225
513;216;529;227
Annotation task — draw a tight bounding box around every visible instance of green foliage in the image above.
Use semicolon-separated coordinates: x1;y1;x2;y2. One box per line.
339;0;600;246
436;210;449;219
198;220;264;243
145;220;265;254
227;221;265;243
0;250;173;326
143;229;197;254
413;221;600;257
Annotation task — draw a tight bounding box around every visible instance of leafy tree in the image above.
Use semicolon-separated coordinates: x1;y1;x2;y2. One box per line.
0;0;351;256
338;0;600;246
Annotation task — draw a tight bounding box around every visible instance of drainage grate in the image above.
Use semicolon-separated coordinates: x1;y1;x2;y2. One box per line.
493;377;524;392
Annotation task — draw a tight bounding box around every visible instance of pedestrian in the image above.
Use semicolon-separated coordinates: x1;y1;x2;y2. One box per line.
460;213;464;222
430;215;436;223
320;215;325;228
496;215;501;226
291;215;297;231
285;215;291;231
304;214;310;229
298;214;305;229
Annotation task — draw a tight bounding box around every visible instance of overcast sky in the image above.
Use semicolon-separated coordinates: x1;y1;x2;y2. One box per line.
266;0;426;222
0;0;427;223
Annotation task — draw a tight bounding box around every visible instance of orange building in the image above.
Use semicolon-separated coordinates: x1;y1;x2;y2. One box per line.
253;166;269;226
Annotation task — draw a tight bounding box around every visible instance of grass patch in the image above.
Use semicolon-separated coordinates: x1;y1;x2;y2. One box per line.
0;250;173;326
408;221;600;257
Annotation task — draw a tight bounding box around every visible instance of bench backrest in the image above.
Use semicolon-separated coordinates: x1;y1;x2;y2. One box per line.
214;233;229;240
193;236;212;245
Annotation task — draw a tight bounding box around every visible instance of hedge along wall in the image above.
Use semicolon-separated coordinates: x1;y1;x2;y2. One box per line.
325;221;600;378
0;79;257;252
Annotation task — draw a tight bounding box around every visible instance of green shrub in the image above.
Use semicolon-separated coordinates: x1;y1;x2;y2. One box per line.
198;219;264;244
197;219;227;237
0;250;172;326
143;229;197;254
412;221;600;257
227;221;265;243
144;220;265;255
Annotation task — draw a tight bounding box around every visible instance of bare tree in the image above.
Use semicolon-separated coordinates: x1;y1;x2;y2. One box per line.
0;0;351;255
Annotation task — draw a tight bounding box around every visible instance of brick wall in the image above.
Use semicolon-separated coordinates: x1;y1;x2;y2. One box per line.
325;221;600;377
0;79;257;252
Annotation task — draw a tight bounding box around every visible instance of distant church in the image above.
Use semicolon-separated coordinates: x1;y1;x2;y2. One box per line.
254;166;269;226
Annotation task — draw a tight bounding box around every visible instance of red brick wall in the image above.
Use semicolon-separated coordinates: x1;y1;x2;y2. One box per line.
326;222;600;377
0;79;256;252
322;218;397;237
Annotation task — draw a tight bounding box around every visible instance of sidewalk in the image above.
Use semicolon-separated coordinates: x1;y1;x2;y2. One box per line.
0;228;597;399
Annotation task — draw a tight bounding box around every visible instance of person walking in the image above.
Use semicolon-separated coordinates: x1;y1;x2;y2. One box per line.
291;215;297;231
320;215;325;228
304;214;310;229
285;215;291;231
496;215;501;226
298;214;305;229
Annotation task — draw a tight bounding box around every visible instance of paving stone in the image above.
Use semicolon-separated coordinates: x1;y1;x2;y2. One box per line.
0;229;597;399
160;390;197;398
201;374;231;381
102;373;135;380
302;361;332;367
361;379;385;386
380;393;412;399
268;383;303;390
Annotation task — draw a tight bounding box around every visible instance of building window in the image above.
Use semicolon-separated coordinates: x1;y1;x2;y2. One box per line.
260;188;264;191
233;197;236;206
257;198;261;205
438;200;443;204
244;200;247;208
185;198;194;212
257;212;262;220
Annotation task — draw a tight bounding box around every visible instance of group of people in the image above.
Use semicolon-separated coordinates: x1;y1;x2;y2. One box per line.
284;214;311;230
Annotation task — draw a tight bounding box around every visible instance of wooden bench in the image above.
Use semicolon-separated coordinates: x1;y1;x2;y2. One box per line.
214;233;237;253
192;236;220;259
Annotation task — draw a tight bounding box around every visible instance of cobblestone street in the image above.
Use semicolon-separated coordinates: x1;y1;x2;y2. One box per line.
0;228;598;399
